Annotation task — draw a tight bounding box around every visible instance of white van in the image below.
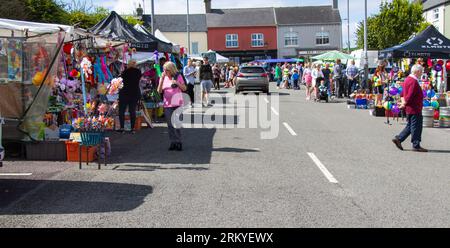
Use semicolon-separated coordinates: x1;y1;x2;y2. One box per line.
347;49;379;69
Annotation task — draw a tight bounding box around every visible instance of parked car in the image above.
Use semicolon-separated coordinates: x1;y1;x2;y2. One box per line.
235;66;269;94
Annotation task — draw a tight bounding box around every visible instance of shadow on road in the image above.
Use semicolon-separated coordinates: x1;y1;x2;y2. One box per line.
404;149;450;154
108;127;217;165
0;179;152;215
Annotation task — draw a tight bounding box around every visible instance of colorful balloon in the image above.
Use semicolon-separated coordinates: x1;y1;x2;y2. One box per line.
389;87;399;96
383;101;393;110
392;104;400;115
398;86;403;94
446;61;450;71
431;101;440;109
434;64;443;72
423;100;431;107
437;59;444;65
427;90;436;98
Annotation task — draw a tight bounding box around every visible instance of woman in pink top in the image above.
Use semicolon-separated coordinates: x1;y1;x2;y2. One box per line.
158;62;187;151
302;63;313;100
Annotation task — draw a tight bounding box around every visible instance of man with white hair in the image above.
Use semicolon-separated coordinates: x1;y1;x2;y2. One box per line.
392;64;428;152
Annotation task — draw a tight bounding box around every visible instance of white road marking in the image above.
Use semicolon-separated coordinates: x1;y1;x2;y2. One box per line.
271;107;279;116
307;153;338;184
0;173;33;176
283;122;297;136
264;97;270;103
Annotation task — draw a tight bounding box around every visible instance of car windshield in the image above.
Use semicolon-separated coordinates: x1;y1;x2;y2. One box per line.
240;67;265;73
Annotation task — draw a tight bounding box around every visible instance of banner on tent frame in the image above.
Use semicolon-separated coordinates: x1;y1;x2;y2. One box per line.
130;42;157;52
201;52;217;64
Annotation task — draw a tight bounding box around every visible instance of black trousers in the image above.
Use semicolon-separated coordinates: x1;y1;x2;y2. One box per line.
119;97;138;130
187;83;195;104
214;78;220;90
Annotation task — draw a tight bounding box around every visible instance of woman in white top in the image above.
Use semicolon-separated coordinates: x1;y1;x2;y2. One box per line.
311;64;324;101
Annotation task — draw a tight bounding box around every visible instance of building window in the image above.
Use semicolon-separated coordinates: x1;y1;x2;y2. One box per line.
191;42;199;55
226;34;238;48
433;8;439;20
316;32;330;46
284;32;298;47
251;33;264;47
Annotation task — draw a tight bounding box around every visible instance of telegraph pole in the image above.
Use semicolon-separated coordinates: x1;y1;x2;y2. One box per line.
347;0;350;53
363;0;368;86
151;0;155;35
187;0;191;54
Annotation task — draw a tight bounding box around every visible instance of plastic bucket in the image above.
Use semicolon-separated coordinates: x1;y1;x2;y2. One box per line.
439;107;450;128
422;107;434;128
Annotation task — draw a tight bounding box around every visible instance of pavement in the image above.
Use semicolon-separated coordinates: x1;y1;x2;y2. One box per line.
1;83;450;227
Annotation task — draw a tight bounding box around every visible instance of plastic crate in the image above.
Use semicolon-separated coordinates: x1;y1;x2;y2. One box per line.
65;141;96;162
25;141;67;161
80;132;105;146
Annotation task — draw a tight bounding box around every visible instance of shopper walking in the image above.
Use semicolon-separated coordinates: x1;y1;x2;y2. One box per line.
322;63;332;96
392;64;428;152
118;59;142;134
183;59;196;107
200;56;214;107
303;63;313;100
213;63;221;90
346;60;359;97
275;63;282;89
333;59;344;98
312;64;324;101
158;62;187;151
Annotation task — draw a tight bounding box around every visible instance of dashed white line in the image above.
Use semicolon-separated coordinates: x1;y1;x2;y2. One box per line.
0;173;33;176
264;97;270;103
283;122;297;136
307;153;338;184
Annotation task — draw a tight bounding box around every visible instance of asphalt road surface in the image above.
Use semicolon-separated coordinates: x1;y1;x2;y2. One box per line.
1;84;450;227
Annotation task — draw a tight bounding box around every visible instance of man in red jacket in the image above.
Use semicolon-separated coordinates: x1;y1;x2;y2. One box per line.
392;64;428;152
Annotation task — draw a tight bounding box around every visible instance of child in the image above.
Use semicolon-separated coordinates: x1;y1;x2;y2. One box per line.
282;67;290;89
292;69;300;90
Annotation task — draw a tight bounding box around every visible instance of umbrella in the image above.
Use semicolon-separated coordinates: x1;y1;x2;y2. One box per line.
312;50;354;61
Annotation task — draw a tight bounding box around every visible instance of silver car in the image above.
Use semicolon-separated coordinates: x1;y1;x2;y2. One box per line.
235;66;269;94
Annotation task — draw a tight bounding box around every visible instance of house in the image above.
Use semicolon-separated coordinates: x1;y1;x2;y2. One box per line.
206;1;278;63
142;14;208;55
275;2;342;59
420;0;450;38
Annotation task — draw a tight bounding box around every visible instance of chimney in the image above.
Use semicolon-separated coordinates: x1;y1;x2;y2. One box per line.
332;0;338;9
205;0;212;13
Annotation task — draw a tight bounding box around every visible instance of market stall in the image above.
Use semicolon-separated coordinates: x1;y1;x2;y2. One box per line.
378;25;450;127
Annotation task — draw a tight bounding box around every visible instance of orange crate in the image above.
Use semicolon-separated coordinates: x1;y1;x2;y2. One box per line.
65;141;97;162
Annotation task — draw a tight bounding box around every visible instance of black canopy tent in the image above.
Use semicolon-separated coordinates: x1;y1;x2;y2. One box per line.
89;11;172;53
379;25;450;60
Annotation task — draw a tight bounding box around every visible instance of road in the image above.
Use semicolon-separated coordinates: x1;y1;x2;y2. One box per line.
1;84;450;227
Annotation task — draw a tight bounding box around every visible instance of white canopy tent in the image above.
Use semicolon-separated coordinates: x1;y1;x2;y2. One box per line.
206;49;229;63
154;29;181;54
120;52;157;65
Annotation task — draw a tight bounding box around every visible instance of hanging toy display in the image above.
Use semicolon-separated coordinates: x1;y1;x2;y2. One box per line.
383;101;393;110
80;57;92;78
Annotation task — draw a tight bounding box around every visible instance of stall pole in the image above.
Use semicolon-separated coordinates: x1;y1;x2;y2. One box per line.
0;116;4;167
81;67;88;115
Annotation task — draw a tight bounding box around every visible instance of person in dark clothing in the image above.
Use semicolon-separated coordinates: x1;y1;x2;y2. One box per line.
118;59;142;134
200;57;214;107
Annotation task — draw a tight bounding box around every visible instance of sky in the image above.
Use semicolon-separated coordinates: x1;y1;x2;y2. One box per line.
68;0;387;47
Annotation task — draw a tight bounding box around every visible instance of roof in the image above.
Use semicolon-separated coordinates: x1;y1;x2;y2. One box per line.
206;8;276;28
0;18;73;36
152;14;207;32
420;0;450;11
275;6;341;25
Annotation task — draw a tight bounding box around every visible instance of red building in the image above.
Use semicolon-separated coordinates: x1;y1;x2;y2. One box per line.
206;4;278;63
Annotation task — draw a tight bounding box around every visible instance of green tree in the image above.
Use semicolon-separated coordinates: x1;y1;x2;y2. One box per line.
0;0;29;20
125;16;143;26
67;7;109;29
26;0;70;24
356;0;427;50
356;16;380;50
